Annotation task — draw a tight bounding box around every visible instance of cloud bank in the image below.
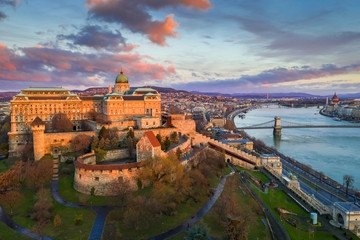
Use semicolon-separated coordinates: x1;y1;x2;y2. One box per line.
85;0;212;46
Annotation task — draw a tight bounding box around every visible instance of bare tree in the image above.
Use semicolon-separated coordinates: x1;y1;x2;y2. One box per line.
343;175;354;196
51;113;73;132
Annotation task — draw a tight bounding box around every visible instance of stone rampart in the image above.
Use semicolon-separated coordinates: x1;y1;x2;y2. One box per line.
74;151;139;196
102;149;130;162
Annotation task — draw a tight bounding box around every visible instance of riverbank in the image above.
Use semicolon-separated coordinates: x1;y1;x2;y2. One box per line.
231;106;360;199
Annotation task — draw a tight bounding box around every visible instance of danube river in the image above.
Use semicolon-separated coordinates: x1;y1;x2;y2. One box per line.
234;105;360;189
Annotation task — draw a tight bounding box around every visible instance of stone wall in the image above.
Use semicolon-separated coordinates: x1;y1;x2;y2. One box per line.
102;149;130;162
171;119;196;136
74;151;139;196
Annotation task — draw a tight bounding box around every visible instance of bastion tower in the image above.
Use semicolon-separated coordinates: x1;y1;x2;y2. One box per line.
31;117;45;161
114;71;130;94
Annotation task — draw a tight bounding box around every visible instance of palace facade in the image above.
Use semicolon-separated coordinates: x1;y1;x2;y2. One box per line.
8;72;161;157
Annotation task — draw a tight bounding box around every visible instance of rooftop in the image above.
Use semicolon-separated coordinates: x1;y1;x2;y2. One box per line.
23;87;68;91
144;131;161;148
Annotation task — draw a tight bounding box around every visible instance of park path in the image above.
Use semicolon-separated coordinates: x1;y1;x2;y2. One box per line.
51;161;114;240
0;204;55;240
146;173;234;240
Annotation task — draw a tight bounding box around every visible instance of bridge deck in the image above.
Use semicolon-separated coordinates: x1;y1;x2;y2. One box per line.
238;125;360;130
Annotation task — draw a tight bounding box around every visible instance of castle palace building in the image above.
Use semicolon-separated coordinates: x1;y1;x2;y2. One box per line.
8;72;161;158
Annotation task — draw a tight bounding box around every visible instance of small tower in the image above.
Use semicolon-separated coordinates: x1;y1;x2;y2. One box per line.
273;116;282;136
31;117;45;161
114;71;130;94
108;80;112;94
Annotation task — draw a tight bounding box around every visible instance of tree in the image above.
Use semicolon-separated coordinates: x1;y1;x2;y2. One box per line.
24;158;52;187
156;134;162;144
99;126;107;139
91;136;99;149
223;217;248;240
104;138;111;149
53;214;61;227
185;222;211;240
51;113;73;132
343;175;354;196
0;190;23;215
99;138;105;149
176;147;182;160
127;128;134;139
164;136;171;151
71;134;91;153
170;131;179;143
31;188;53;238
111;137;118;148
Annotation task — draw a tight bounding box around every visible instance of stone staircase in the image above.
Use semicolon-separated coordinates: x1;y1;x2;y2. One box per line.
52;157;59;181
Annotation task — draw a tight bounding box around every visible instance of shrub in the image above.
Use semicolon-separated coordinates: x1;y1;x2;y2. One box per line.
74;214;83;225
53;214;61;227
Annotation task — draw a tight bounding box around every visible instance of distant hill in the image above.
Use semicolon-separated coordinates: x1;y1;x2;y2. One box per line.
191;91;324;98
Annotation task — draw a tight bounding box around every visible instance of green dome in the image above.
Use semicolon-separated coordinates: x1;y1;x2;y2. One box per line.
115;72;128;83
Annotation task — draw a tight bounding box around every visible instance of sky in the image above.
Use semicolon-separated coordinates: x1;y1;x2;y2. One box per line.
0;0;360;95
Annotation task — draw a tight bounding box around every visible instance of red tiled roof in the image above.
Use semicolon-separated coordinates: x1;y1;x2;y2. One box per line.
145;131;161;148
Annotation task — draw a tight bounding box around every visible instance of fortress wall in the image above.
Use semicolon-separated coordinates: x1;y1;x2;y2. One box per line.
42;131;97;154
102;148;130;161
171;119;196;135
74;152;139;196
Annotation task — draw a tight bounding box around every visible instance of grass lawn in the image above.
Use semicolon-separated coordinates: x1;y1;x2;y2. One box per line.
248;170;270;183
166;231;188;240
254;187;340;240
3;188;96;240
203;175;271;239
0;222;33;240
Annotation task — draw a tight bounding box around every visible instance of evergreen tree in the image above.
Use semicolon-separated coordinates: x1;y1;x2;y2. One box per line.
156;134;162;144
104;138;111;149
92;136;99;149
111;137;118;148
99;138;105;149
164;136;171;151
99;126;107;139
185;222;211;240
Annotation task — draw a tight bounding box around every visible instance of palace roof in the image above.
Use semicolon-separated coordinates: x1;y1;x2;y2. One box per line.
144;131;161;148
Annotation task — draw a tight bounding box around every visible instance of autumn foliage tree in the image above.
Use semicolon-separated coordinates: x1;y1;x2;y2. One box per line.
51;113;73;132
71;134;91;153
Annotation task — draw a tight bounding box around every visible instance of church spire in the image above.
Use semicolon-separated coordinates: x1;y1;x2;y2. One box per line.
108;80;112;94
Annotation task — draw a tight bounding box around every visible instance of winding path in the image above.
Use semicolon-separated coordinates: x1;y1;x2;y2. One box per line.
0;165;232;240
146;173;234;240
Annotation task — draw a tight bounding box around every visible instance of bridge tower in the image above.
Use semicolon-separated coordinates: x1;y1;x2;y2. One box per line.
273;116;282;136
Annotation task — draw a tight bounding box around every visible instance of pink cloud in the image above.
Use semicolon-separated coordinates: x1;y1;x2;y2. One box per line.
85;0;210;46
147;14;179;46
0;42;176;86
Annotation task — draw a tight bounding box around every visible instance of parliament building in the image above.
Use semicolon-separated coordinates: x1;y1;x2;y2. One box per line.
8;72;162;158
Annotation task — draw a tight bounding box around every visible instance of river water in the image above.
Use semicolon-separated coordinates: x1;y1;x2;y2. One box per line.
234;105;360;189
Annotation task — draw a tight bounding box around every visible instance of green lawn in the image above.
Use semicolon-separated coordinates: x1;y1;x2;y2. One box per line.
248;170;270;183
203;175;271;239
3;188;96;240
254;187;340;240
166;231;188;240
0;222;33;240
